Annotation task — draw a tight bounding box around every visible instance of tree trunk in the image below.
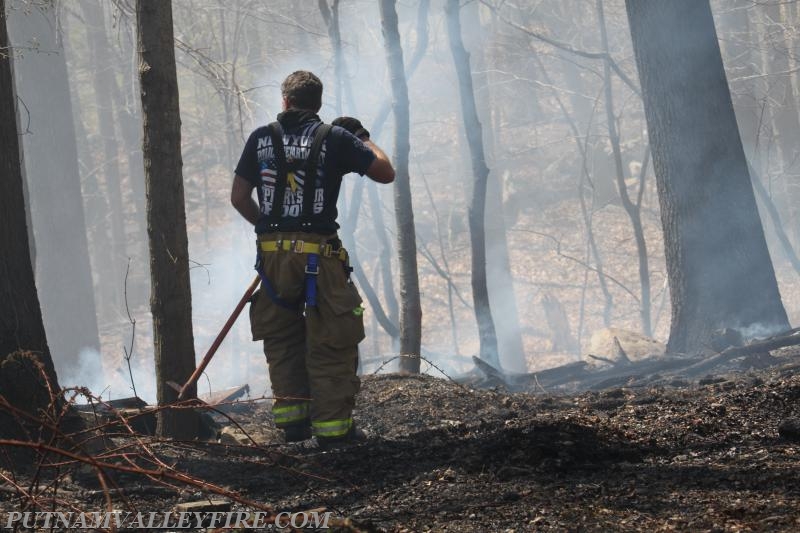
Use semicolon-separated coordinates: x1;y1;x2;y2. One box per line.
67;78;117;324
318;0;344;115
322;0;401;343
379;0;423;373
0;0;61;431
625;0;789;353
7;0;101;380
81;0;127;314
764;3;800;178
716;0;761;162
771;2;800;249
783;2;800;247
446;0;500;368
371;187;400;328
343;0;430;342
597;0;651;337
136;0;198;439
463;1;527;372
112;17;148;236
112;16;151;312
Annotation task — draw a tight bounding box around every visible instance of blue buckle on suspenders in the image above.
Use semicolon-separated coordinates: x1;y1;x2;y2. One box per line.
304;253;320;307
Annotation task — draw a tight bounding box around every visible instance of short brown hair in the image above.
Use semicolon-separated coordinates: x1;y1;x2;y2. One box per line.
281;71;323;111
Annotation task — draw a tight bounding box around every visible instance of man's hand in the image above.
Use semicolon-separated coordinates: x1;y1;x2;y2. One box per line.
332;116;370;140
333;116;393;183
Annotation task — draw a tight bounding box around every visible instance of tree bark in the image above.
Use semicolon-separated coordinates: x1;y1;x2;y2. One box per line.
379;0;423;373
7;0;101;379
136;0;198;438
446;0;500;368
0;0;61;428
625;0;789;353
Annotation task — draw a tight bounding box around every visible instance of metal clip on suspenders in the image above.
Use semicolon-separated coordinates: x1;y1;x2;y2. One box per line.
255;121;332;310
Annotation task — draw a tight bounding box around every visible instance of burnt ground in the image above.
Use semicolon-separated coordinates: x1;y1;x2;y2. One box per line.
3;348;800;532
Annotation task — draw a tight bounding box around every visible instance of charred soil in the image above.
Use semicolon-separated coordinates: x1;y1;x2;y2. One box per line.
3;349;800;532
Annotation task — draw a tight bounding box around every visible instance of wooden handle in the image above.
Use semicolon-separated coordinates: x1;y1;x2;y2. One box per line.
177;275;261;400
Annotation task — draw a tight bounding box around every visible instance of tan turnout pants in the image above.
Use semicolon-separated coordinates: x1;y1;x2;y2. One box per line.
249;232;365;439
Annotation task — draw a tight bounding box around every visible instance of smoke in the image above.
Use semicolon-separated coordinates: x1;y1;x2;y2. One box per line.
737;322;788;342
61;346;158;405
59;347;106;398
67;219;273;404
66;0;800;393
186;220;271;400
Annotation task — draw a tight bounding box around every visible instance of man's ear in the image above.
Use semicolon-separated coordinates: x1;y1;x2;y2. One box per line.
282;96;291;110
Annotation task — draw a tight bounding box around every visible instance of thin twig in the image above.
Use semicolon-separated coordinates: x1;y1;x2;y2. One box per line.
511;228;640;302
122;258;138;398
481;0;641;96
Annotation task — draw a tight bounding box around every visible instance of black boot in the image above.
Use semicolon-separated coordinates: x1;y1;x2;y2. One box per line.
282;423;312;443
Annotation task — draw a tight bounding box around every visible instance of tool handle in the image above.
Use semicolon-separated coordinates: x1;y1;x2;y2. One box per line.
177;275;261;400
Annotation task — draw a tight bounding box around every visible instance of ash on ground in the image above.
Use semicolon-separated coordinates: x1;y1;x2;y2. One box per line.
3;348;800;532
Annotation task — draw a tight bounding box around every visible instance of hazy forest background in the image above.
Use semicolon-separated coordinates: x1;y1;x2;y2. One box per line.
7;0;800;403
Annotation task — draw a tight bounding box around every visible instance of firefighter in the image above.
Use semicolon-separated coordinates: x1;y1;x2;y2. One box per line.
231;71;394;447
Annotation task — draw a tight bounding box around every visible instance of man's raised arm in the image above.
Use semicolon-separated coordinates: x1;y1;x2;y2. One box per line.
363;139;395;184
332;116;395;184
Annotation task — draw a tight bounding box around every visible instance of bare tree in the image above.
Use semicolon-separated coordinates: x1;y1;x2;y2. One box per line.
462;2;527;371
320;0;402;346
80;0;127;313
596;0;651;336
61;8;117;324
344;0;431;345
0;0;61;434
318;0;348;115
625;0;789;352
7;0;101;378
136;0;198;438
445;0;500;368
379;0;423;372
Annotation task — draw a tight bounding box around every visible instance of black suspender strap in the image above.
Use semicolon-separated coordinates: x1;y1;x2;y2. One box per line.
301;123;332;229
265;121;287;229
265;121;332;231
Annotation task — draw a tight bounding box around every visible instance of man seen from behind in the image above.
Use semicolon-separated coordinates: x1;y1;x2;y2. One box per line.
231;70;394;448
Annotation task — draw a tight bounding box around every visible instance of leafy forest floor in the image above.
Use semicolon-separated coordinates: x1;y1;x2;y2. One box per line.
4;348;800;532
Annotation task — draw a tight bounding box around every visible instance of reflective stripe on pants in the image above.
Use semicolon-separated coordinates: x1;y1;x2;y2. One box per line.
312;418;352;438
272;402;310;427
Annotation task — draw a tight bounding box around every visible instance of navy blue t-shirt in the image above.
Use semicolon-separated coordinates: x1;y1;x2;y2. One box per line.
235;118;375;234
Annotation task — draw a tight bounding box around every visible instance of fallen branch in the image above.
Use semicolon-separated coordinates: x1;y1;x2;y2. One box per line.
587;354;617;366
469;357;590;391
681;328;800;377
613;337;632;366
